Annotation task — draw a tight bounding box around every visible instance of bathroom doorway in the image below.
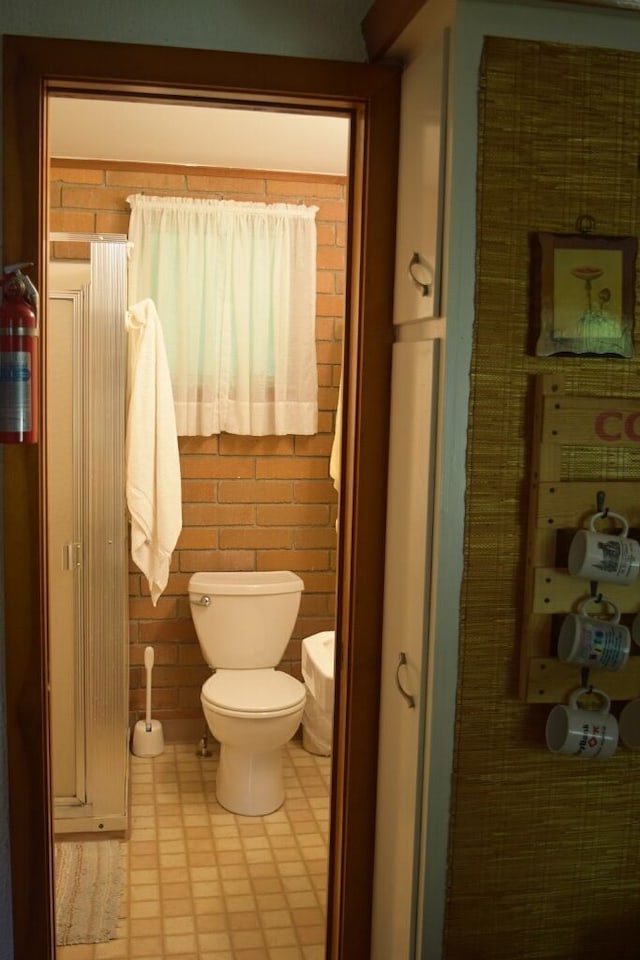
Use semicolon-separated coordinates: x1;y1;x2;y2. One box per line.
46;99;346;951
3;35;400;960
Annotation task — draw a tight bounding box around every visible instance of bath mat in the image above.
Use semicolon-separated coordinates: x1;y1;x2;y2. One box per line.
54;839;123;945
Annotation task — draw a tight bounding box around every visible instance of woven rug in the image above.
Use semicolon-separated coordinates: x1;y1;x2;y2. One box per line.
54;840;123;945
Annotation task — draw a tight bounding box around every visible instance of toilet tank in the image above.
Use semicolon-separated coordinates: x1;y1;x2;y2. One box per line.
188;571;303;669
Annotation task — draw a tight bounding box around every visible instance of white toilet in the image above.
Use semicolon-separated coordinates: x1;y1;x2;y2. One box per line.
188;570;306;816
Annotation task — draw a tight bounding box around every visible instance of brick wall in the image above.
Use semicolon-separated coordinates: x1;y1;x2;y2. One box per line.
49;159;345;733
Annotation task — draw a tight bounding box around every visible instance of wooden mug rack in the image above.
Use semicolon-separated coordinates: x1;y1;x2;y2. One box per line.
520;373;640;702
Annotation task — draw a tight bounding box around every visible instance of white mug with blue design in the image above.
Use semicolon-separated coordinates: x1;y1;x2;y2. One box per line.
568;511;640;585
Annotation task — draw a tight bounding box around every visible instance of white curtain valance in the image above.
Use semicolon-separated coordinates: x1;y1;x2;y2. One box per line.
127;194;319;436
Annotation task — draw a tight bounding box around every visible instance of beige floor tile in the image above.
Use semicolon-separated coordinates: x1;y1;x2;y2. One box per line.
192;879;224;898
227;910;261;931
195;912;230;933
193;895;225;914
301;946;325;959
160;897;193;917
230;928;267;950
252;877;283;895
164;932;198;954
285;891;318;909
263;925;298;948
128;934;164;957
129;882;161;901
221;877;253;896
197;930;233;951
129;916;163;937
57;946;95;960
93;938;129;958
224;893;259;913
188;850;215;866
260;908;294;929
130;867;160;885
128;899;162;919
163;915;198;935
268;947;302;960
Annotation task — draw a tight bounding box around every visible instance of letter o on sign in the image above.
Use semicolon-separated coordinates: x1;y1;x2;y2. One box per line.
625;412;640;441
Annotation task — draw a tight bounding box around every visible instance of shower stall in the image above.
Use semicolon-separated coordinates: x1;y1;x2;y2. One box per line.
47;234;129;834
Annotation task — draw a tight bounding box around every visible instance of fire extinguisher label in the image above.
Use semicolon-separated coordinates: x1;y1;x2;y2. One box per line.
0;351;31;433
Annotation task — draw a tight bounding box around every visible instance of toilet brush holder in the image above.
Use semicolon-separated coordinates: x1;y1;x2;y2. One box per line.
131;645;164;758
132;717;164;757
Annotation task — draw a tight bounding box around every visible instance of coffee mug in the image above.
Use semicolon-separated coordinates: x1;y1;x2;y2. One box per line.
557;596;630;671
619;699;640;750
568;511;640;585
545;687;618;759
630;611;640;648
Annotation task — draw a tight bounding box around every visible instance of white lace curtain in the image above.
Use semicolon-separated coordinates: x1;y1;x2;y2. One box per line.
127;194;319;436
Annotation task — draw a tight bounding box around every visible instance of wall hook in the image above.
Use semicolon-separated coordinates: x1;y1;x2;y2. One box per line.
576;214;596;235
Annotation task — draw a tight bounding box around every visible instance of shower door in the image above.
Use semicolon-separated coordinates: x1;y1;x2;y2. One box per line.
48;237;129;834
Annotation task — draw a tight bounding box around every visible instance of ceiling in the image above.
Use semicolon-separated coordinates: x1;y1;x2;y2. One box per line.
49;97;351;176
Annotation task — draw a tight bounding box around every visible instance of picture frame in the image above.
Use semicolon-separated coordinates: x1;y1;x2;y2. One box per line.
532;231;637;357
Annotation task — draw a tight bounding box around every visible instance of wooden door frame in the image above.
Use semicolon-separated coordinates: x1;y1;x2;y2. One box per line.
2;35;400;960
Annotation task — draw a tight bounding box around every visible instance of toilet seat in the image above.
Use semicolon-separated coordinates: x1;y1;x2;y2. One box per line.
202;669;305;719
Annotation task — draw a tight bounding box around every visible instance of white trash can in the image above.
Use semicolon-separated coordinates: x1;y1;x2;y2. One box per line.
301;631;335;756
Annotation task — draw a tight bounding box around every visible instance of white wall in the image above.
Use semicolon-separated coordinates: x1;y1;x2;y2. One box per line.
0;3;370;956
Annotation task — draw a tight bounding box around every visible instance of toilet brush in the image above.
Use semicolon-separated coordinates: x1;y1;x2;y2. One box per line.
132;646;165;757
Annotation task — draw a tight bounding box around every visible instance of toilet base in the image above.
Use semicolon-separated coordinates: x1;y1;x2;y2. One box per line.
216;744;284;816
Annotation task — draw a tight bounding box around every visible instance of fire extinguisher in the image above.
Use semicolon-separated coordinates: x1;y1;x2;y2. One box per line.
0;262;39;443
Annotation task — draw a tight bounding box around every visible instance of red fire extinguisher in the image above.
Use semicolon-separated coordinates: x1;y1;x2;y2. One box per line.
0;262;39;443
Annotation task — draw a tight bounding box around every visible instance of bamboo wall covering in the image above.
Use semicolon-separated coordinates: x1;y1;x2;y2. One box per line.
445;36;640;960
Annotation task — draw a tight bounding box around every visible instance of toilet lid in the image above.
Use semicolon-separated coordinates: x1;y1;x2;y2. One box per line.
202;669;305;717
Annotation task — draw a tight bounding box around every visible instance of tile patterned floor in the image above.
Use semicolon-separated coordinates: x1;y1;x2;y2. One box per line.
56;739;331;960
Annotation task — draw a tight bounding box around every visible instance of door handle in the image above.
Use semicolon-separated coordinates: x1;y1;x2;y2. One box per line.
395;652;416;709
408;251;432;297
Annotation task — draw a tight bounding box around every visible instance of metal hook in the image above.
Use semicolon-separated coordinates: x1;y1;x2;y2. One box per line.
576;214;596;235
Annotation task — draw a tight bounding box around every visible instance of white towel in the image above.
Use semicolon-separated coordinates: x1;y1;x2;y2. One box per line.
329;378;342;533
125;299;182;606
329;377;342;495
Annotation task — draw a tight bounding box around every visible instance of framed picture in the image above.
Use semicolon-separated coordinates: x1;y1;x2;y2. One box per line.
532;231;637;357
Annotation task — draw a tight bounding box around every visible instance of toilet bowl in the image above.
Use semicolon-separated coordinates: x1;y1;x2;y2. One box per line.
189;570;306;816
301;630;335;756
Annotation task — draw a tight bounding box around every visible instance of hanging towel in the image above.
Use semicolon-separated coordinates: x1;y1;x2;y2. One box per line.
329;377;342;494
125;299;182;606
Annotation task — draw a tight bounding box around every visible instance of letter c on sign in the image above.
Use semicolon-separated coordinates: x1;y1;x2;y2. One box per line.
595;411;623;441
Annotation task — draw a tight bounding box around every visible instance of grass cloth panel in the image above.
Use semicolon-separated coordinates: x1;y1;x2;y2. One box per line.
55;840;123;945
444;36;640;960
